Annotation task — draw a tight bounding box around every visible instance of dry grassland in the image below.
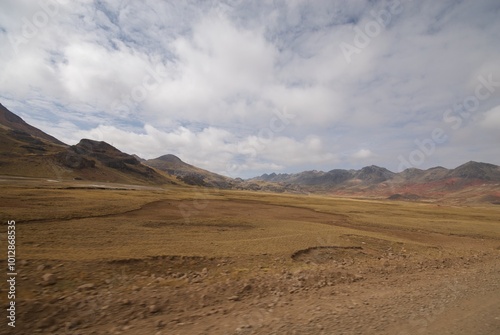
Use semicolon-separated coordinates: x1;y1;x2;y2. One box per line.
0;178;499;334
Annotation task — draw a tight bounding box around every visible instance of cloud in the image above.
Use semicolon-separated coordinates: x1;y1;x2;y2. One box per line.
352;149;374;160
481;105;500;129
55;123;336;177
1;0;500;177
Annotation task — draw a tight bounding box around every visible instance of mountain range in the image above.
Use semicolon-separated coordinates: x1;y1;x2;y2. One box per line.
1;102;499;204
251;162;500;203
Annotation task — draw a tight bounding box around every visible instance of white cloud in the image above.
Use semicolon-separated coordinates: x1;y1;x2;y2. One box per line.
481;105;500;129
352;149;374;160
62;123;337;177
1;0;500;177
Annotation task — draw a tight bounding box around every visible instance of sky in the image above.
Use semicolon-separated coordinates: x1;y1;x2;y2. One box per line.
1;0;499;178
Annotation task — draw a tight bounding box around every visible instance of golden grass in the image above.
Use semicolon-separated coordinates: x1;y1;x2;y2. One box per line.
1;181;499;262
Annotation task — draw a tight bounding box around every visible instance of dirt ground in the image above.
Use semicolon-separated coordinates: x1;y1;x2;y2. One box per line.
1;183;499;334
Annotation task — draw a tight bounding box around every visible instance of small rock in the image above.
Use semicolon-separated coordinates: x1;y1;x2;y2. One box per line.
37;264;46;271
354;274;364;282
77;283;95;291
149;304;161;313
228;295;240;301
241;284;252;292
42;273;56;285
20;260;29;266
190;277;202;284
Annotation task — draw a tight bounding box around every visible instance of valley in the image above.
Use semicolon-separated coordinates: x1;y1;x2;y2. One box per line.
1;105;499;334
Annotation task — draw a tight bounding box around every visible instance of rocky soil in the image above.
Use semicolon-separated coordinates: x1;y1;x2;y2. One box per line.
2;241;499;335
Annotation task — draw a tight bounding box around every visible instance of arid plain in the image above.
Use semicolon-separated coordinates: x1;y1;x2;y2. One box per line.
1;177;499;335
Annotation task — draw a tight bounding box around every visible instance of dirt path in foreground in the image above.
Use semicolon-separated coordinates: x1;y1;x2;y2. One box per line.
169;256;500;335
3;250;498;335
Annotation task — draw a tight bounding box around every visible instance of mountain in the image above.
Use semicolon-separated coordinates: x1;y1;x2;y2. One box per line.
447;161;500;180
0;104;174;185
253;165;394;189
0;103;69;177
54;139;173;184
144;155;295;192
144;154;237;189
0;103;66;147
355;165;395;183
0;103;284;191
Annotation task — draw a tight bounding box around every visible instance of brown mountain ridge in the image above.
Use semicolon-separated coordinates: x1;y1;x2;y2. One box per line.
0;103;174;185
1;103;499;203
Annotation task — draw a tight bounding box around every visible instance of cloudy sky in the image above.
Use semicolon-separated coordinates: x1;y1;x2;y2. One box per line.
1;0;499;178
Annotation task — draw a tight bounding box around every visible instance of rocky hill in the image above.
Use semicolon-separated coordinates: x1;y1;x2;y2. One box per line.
0;104;175;185
145;154;236;188
0;103;66;147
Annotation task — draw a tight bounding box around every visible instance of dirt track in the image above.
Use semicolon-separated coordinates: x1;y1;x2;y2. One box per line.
2;247;499;335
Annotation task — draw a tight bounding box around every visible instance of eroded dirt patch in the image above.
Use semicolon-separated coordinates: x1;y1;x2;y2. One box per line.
291;246;364;264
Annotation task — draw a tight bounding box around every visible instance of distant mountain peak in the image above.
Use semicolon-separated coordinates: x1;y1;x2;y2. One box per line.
355;165;395;183
76;139;119;151
459;161;496;168
359;165;393;173
155;154;184;164
144;154;235;188
450;161;500;180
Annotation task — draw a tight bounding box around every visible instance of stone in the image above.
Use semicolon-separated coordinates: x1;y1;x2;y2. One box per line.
149;304;161;313
42;273;56;285
77;283;95;291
